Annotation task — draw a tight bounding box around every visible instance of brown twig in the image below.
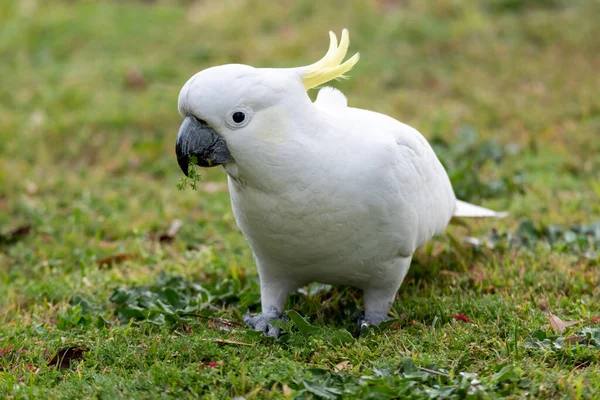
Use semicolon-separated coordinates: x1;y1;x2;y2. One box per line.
181;313;244;328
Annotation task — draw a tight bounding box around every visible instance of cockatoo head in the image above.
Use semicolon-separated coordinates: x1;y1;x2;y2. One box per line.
175;29;359;177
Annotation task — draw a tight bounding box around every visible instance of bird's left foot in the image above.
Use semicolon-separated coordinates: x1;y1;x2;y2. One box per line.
358;312;390;335
243;306;287;337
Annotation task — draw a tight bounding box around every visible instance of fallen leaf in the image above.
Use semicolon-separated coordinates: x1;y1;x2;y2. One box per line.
182;323;192;335
388;321;401;329
159;219;183;243
48;346;87;369
40;233;53;244
25;364;38;373
202;361;219;368
12;225;32;236
334;360;351;373
25;181;38;195
564;335;587;345
454;314;471;323
548;311;579;334
0;224;32;245
124;68;146;90
96;253;136;267
200;338;254;346
282;383;293;397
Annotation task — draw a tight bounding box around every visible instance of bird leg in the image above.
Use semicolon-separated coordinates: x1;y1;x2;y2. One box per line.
358;256;412;331
358;286;396;329
244;276;295;337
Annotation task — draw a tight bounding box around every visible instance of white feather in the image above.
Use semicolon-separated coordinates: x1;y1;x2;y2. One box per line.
314;87;348;110
454;200;508;218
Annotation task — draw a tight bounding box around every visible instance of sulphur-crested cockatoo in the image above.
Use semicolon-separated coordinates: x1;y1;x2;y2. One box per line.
175;29;506;335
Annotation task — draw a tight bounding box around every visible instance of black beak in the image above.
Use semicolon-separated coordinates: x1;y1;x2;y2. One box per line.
175;115;233;176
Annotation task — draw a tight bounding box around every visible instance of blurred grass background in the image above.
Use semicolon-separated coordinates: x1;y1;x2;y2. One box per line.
1;0;599;398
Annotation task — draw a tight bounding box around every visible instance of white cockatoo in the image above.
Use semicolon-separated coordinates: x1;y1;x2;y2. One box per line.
175;29;506;335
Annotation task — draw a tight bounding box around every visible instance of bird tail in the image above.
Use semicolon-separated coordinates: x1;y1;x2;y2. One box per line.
453;200;508;218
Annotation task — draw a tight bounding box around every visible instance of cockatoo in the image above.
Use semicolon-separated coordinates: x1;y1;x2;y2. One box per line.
175;29;506;336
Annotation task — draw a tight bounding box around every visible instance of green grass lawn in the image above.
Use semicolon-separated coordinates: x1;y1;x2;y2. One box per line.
1;0;599;398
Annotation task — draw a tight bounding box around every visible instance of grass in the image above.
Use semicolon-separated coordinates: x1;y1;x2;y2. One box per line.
1;0;599;398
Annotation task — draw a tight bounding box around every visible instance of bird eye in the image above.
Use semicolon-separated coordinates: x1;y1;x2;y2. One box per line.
226;107;253;129
232;111;245;123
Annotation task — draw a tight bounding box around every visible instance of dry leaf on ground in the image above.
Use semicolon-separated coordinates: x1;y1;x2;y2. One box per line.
48;346;88;369
96;253;136;267
282;384;293;397
159;219;183;243
454;314;471;323
548;311;579;334
334;360;351;373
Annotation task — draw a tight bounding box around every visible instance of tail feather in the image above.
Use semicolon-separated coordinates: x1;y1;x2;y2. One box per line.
453;200;508;218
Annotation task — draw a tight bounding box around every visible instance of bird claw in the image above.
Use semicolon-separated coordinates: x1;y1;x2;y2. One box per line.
357;312;390;336
243;306;287;337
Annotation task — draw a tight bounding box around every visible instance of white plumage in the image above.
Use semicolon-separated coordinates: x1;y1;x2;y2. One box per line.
175;29;506;334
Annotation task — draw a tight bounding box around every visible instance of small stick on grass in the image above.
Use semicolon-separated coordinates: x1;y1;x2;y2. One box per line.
418;367;450;377
181;313;245;328
200;338;255;347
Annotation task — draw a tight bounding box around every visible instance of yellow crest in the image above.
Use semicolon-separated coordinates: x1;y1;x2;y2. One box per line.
301;29;360;91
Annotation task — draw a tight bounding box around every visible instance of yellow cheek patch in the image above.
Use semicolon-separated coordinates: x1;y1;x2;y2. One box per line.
301;29;360;91
255;106;288;146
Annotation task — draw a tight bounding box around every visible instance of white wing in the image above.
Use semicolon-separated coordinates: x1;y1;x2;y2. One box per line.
313;98;457;253
313;90;505;252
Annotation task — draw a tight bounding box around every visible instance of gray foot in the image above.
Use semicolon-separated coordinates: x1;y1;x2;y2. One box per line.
358;312;390;335
243;306;287;337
